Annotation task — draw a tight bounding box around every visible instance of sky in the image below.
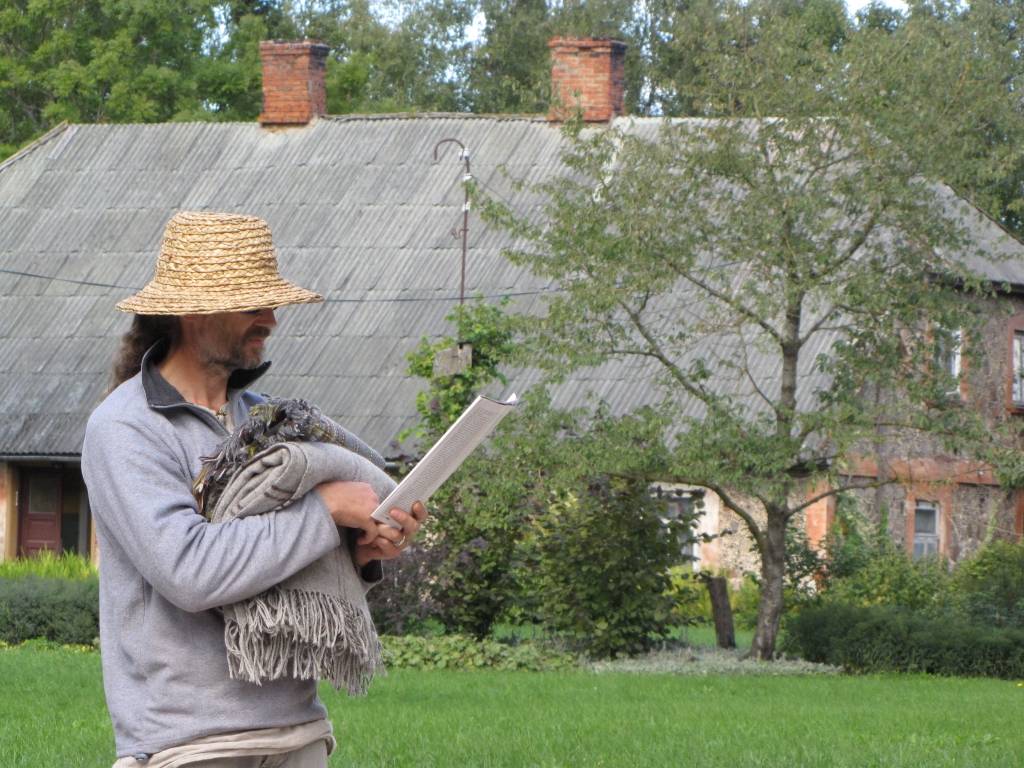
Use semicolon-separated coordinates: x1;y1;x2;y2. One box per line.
846;0;909;15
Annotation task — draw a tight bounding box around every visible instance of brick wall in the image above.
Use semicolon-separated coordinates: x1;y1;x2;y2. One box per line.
548;37;626;123
259;41;329;126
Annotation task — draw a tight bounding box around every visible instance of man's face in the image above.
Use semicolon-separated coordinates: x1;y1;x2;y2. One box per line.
189;308;277;372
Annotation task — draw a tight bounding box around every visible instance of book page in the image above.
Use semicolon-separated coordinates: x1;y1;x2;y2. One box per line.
371;393;518;528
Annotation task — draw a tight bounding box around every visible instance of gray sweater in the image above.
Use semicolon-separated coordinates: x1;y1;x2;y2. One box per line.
82;347;377;758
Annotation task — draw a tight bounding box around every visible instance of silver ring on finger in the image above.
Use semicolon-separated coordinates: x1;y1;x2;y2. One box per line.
396;535;407;548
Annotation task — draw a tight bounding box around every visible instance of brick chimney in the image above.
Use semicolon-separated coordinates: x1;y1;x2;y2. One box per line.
548;37;627;122
258;40;329;126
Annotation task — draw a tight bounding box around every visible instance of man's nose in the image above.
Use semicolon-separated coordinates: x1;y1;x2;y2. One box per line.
256;308;277;328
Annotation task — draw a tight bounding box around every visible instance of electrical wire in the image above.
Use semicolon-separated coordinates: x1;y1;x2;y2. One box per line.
0;265;562;303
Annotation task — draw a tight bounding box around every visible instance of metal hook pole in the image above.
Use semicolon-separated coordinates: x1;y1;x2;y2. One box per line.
433;138;471;307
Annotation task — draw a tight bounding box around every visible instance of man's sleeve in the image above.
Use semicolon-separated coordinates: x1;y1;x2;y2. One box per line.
82;414;342;613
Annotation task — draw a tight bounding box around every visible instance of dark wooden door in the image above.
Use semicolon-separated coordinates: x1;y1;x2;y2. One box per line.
17;470;63;556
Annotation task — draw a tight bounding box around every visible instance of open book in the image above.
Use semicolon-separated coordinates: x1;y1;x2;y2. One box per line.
371;393;519;528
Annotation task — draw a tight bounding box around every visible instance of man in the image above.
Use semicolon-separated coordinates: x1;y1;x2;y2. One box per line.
82;211;425;767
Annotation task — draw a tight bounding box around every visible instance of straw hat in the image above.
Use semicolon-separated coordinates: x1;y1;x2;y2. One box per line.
116;211;323;315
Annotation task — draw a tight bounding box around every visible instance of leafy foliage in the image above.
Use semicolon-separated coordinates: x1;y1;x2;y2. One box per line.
0;577;99;645
0;552;96;581
818;502;956;615
381;633;575;671
477;3;1017;659
522;475;686;658
402;300;695;652
952;540;1024;629
402;299;515;444
784;603;1024;679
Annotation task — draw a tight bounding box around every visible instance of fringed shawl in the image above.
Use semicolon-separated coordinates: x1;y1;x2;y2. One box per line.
194;398;396;694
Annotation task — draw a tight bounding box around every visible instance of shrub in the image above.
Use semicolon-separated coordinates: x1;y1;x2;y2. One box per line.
822;549;954;613
0;576;99;645
524;475;685;659
0;552;96;580
730;576;763;630
367;538;443;636
818;501;955;615
784;603;1024;678
381;634;575;671
665;567;713;625
952;540;1024;629
666;570;763;631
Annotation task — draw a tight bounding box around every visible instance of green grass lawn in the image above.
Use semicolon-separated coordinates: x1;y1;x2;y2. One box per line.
675;623;755;649
2;645;1021;767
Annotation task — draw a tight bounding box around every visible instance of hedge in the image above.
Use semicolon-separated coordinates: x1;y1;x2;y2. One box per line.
381;634;576;671
0;576;99;645
784;603;1024;679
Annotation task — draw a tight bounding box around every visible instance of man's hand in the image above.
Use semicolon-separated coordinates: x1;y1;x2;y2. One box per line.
354;501;428;567
315;480;380;544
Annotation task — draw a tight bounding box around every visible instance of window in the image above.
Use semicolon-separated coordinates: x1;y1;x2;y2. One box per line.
912;500;940;559
1013;331;1024;405
654;487;704;567
934;327;962;397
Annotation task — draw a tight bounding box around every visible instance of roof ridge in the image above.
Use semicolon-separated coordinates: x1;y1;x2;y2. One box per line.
320;112;549;123
0;122;71;174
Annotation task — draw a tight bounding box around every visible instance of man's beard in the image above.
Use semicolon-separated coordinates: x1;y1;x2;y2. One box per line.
201;328;269;372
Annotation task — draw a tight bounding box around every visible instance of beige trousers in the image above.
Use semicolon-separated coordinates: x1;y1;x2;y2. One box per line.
185;739;328;767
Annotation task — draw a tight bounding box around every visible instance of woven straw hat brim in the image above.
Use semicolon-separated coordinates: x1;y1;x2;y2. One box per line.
116;278;323;315
116;211;324;315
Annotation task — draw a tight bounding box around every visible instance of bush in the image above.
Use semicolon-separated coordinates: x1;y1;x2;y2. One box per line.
952;540;1024;629
784;603;1024;678
0;552;96;580
524;476;685;659
822;549;954;613
730;576;763;630
0;577;99;645
367;539;443;636
818;502;955;615
381;634;575;671
665;567;713;625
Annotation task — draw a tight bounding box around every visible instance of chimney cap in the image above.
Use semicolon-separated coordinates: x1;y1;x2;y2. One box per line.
548;37;627;50
259;39;330;54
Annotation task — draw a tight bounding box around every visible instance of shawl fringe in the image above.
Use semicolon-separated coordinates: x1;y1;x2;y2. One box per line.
223;586;385;695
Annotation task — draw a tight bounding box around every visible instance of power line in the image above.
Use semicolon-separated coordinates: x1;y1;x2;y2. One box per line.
0;266;136;291
0;265;562;303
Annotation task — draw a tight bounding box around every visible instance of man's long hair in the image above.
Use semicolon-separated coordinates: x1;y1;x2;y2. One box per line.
110;315;181;390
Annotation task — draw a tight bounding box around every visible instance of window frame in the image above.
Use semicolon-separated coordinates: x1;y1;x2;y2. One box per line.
1007;314;1024;413
912;499;940;560
934;326;964;400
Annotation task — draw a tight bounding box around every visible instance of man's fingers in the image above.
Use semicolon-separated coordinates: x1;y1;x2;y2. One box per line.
410;501;428;522
356;526;378;546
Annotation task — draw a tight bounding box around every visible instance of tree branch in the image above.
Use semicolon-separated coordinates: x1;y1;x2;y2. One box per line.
667;262;783;344
785;477;894;518
705;482;766;552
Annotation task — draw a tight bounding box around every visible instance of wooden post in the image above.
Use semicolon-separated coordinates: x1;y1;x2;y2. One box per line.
706;576;736;649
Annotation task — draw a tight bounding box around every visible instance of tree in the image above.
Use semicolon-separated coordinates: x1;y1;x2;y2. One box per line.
480;6;1014;658
0;1;228;158
466;0;552;114
402;300;694;652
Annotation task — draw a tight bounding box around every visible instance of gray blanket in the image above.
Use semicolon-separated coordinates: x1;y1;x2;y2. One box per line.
208;439;396;694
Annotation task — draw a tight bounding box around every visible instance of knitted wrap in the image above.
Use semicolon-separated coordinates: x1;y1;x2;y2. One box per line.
194;398;395;694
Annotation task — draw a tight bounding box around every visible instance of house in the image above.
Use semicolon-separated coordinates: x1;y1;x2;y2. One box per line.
0;38;1020;571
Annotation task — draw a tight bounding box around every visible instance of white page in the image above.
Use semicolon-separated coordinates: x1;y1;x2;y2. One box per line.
371;393;518;528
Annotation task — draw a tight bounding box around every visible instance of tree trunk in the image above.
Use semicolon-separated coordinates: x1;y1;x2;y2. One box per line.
706;576;736;648
751;510;787;660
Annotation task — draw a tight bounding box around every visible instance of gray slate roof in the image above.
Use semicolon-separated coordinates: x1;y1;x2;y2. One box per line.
1;115;1023;457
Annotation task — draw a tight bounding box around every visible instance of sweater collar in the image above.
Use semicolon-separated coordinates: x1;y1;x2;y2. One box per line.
140;339;271;408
